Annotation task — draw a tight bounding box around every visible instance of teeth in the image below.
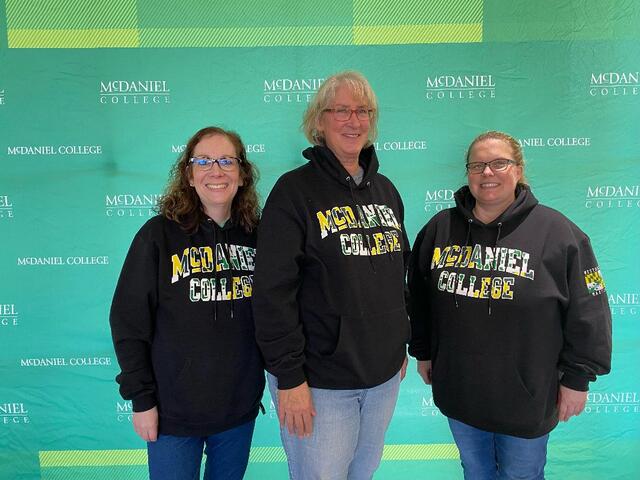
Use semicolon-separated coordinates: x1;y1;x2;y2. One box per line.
205;184;228;190
481;183;499;188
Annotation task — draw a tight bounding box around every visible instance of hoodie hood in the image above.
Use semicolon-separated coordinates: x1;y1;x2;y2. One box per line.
303;144;379;189
454;184;539;228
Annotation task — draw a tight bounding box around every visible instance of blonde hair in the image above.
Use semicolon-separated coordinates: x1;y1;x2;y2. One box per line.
302;71;378;146
466;130;529;187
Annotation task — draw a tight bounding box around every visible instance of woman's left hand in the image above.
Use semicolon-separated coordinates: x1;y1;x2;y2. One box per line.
557;385;587;422
400;355;408;381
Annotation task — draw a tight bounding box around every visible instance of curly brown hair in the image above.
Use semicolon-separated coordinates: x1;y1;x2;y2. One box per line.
159;126;260;233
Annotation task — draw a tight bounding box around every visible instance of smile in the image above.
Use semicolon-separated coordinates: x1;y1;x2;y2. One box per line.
205;183;228;190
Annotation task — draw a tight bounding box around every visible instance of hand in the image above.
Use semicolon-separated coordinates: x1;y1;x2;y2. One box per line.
417;360;432;385
133;406;158;442
278;382;316;438
400;355;408;381
557;385;587;422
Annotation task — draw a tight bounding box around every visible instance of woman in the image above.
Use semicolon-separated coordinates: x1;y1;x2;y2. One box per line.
253;71;410;479
109;126;264;480
408;131;612;479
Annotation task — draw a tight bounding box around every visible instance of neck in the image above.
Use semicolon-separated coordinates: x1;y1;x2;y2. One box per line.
337;156;360;176
204;206;231;227
472;199;513;224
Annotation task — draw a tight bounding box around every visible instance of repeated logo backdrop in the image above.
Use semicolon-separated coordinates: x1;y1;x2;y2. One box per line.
1;1;639;479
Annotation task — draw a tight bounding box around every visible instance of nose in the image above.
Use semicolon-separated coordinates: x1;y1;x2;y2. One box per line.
481;164;494;176
208;162;225;175
346;110;362;126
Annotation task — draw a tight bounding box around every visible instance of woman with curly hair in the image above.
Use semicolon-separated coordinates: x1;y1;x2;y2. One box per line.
110;126;264;480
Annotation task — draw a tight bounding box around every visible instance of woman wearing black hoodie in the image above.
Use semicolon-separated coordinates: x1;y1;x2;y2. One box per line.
110;126;264;480
409;131;611;479
253;71;410;479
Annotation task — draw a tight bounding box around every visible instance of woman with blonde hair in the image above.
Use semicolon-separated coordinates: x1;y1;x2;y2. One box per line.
254;71;410;479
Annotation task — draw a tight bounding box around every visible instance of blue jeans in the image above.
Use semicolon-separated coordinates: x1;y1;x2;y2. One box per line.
147;419;255;480
268;371;401;480
448;418;549;480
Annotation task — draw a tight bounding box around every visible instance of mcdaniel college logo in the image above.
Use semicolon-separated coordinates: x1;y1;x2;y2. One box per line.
263;77;324;103
99;80;171;104
105;193;161;218
0;304;19;327
589;72;639;97
585;185;640;209
425;74;495;100
0;195;13;219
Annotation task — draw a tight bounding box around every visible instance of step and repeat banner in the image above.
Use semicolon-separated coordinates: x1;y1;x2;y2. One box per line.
1;1;639;479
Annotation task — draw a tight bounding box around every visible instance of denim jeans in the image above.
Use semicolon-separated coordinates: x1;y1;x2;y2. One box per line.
268;371;401;480
146;419;255;480
448;418;549;480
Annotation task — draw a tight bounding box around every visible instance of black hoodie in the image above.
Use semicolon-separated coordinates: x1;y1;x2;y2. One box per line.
253;145;410;390
110;215;265;436
408;185;611;438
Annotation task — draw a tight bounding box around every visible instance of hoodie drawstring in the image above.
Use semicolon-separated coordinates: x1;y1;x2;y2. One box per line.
223;228;235;320
208;219;219;322
365;180;394;265
209;220;235;321
453;218;474;309
348;176;377;273
487;222;503;316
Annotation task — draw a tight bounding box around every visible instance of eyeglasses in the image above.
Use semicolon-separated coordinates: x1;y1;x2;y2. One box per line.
189;156;241;171
323;107;373;121
466;158;516;174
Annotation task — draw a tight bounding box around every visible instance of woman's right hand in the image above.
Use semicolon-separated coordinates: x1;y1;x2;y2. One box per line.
278;382;316;438
133;406;158;442
417;360;433;385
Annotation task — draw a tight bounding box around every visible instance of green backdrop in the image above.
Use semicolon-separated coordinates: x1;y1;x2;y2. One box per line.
1;1;639;479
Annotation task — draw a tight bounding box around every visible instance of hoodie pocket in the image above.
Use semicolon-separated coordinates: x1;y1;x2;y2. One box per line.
154;356;190;416
322;306;410;384
156;355;220;420
433;350;547;429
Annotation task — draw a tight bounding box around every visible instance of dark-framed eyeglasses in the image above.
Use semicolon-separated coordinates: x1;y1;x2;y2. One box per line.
189;156;242;171
466;158;517;174
323;107;373;121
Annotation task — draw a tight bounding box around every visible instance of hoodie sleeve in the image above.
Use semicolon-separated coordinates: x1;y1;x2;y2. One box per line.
408;222;434;361
398;191;412;276
559;229;612;391
109;225;159;412
391;183;412;306
253;178;307;390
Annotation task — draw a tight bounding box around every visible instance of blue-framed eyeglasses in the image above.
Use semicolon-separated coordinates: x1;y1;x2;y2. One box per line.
189;156;242;171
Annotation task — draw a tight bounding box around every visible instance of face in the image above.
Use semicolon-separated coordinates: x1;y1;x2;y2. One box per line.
189;134;243;218
316;85;370;163
467;138;522;210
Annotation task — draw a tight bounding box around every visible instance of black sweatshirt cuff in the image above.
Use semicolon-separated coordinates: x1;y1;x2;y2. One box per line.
276;368;307;390
560;372;589;392
132;393;157;412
